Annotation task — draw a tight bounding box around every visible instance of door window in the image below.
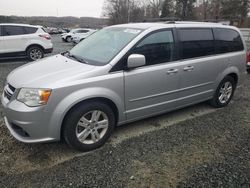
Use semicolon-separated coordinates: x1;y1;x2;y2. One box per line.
3;26;26;36
131;30;175;66
179;28;214;59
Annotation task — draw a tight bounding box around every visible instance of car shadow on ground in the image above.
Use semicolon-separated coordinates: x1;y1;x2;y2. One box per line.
0;57;29;64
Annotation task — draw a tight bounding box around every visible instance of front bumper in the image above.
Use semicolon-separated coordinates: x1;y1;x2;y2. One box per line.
1;92;58;143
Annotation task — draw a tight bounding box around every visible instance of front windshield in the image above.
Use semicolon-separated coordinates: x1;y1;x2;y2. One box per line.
69;27;143;66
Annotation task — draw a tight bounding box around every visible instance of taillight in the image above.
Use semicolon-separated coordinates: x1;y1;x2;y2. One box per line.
39;34;51;40
246;52;250;65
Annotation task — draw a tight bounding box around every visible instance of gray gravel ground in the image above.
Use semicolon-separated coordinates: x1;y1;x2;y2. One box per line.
0;35;250;188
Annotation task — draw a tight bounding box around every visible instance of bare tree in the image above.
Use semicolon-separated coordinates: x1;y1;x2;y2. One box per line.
149;0;164;17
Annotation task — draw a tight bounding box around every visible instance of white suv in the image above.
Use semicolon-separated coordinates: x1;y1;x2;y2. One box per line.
71;29;96;44
0;23;53;61
61;28;93;42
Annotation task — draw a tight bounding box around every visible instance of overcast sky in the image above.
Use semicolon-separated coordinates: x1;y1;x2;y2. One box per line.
0;0;105;17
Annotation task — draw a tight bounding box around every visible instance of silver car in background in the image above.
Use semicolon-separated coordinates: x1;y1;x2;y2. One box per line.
1;22;247;151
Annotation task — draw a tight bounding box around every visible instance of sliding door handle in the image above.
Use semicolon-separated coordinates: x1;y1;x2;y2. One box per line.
183;66;194;71
167;69;178;74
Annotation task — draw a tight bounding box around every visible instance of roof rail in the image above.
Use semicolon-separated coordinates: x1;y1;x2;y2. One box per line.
165;21;223;25
143;17;181;23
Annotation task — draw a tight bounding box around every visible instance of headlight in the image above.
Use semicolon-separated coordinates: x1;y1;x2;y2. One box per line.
17;88;52;107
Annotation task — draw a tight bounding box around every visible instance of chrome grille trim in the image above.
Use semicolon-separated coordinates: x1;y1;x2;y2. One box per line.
3;83;16;101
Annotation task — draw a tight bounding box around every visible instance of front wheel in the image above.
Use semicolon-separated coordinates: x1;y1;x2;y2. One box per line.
210;76;236;108
63;101;115;151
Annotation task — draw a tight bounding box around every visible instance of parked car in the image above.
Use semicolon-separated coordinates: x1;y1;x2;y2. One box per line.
71;29;96;44
240;28;250;73
61;28;92;42
1;22;247;151
0;23;53;61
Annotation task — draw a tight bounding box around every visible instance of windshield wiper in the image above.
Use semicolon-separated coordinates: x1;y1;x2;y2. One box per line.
62;51;88;64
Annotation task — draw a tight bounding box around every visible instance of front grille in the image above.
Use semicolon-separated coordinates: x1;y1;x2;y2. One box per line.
8;84;15;93
4;90;12;100
4;83;16;101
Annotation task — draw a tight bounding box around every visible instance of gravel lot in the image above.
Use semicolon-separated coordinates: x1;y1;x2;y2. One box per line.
0;35;250;187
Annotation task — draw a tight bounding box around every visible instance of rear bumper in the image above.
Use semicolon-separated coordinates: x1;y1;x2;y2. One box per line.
44;48;53;54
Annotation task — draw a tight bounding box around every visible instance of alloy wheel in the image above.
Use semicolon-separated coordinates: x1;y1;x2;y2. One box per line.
218;81;233;104
75;110;109;144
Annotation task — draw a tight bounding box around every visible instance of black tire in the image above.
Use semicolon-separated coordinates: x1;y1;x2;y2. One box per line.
66;36;72;42
210;76;236;108
27;46;44;61
63;101;115;151
247;69;250;74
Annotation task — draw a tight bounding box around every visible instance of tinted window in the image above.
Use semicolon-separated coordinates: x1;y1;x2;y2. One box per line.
214;28;244;53
3;26;26;36
179;28;214;59
0;26;2;36
131;30;175;66
76;30;89;33
24;26;38;34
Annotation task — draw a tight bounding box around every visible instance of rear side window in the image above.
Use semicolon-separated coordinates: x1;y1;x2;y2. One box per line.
131;30;175;66
24;26;38;34
179;28;214;59
213;28;244;53
3;25;26;36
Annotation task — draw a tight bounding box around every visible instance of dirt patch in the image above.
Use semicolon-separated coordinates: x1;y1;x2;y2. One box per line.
127;145;221;188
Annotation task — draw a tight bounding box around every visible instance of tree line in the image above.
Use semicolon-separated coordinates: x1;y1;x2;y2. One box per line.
103;0;250;26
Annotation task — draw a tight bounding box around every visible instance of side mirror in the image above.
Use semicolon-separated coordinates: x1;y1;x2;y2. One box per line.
127;54;146;69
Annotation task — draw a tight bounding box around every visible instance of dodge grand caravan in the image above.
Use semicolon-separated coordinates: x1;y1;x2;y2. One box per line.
1;22;247;151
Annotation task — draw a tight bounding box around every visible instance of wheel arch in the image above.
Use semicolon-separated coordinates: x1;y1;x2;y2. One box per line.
25;44;45;53
215;66;240;88
60;97;120;140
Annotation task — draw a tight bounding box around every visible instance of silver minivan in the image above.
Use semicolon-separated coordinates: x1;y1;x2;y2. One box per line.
1;22;247;151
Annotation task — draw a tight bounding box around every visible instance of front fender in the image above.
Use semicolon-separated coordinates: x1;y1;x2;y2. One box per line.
48;87;125;140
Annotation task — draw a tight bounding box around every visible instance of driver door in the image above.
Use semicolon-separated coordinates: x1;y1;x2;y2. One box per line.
124;30;182;121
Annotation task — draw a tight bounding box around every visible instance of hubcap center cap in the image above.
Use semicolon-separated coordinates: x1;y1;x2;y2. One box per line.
90;122;96;129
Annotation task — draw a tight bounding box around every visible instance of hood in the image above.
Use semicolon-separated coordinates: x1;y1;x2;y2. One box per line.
7;55;101;89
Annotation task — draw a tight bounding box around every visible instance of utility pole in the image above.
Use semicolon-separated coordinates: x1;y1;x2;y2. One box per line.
127;0;130;23
203;0;207;20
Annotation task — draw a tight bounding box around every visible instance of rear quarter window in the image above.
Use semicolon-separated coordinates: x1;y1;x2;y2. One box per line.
213;28;244;53
179;28;214;59
24;26;38;34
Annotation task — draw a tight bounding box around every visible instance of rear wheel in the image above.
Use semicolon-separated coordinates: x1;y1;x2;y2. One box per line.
210;76;236;108
63;101;115;151
27;46;44;61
